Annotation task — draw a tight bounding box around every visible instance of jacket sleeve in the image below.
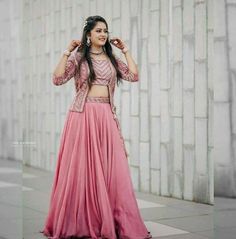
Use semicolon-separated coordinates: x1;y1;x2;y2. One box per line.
52;52;77;85
115;56;139;82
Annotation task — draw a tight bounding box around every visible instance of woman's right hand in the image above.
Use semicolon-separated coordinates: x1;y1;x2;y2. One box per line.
67;40;82;52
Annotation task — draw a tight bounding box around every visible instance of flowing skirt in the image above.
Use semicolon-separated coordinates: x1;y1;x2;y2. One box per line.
40;96;152;239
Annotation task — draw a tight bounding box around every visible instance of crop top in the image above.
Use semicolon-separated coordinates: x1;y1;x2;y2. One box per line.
90;58;112;85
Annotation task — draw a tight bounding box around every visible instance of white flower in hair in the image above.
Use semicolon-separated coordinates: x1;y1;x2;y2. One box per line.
83;20;88;29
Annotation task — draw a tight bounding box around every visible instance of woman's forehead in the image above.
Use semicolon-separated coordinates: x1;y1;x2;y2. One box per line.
94;21;107;29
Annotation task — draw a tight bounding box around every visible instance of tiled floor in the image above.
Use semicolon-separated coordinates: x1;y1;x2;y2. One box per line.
0;159;234;239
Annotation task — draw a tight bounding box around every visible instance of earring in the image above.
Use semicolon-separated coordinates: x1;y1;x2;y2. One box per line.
86;37;91;47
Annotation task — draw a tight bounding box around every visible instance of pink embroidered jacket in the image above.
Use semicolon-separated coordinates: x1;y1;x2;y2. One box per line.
52;50;139;157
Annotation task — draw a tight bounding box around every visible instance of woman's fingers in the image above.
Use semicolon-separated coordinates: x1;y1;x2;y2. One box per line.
110;38;125;49
110;39;118;45
67;40;82;52
72;40;80;46
76;40;81;46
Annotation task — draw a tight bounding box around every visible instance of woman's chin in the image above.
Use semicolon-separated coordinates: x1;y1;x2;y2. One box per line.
99;41;106;45
93;42;106;47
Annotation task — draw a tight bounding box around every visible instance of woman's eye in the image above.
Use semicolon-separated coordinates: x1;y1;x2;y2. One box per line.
96;30;109;33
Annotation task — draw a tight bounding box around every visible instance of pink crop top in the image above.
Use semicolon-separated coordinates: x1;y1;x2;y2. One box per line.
90;58;112;85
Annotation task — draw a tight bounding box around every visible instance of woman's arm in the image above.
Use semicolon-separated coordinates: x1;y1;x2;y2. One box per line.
123;51;138;75
110;37;139;82
52;52;77;86
52;40;81;85
115;52;139;82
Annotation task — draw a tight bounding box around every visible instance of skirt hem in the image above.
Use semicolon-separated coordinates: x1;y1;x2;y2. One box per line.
39;229;152;239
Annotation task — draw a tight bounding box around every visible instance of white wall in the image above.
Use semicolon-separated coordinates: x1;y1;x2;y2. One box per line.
214;0;236;197
0;0;23;161
0;0;218;204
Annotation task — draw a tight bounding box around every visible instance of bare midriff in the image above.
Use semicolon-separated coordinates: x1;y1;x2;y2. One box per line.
87;85;109;97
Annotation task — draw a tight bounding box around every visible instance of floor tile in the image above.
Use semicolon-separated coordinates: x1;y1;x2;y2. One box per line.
156;214;213;233
0;186;22;207
22;186;34;191
152;233;209;238
0;181;20;188
213;226;236;239
141;206;202;221
144;221;189;237
23;173;38;179
137;199;166;209
0;218;22;239
0;167;21;174
214;210;236;228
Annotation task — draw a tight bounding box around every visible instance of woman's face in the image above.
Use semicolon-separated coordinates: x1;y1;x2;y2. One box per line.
88;21;109;47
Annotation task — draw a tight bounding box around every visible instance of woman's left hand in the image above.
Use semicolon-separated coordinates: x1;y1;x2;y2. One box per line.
109;38;127;51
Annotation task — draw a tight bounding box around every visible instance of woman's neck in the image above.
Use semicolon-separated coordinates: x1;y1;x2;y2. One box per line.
90;45;103;53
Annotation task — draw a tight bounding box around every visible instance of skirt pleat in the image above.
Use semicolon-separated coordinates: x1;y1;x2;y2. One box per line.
40;98;152;239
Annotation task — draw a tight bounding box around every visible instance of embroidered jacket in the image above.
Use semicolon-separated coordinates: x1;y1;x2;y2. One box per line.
52;50;139;157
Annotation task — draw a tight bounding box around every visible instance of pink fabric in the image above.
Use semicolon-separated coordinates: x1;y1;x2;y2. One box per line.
40;99;152;239
90;59;112;85
52;51;138;88
52;50;138;114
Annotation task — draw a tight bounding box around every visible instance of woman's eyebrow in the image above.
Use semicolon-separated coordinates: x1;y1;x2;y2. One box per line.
95;28;108;30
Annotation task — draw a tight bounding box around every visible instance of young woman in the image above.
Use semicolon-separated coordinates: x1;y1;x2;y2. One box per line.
40;15;152;239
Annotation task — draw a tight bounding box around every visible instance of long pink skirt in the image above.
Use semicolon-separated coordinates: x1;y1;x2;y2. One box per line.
40;96;152;239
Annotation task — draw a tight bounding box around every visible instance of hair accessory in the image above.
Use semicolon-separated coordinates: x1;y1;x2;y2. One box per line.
83;20;88;29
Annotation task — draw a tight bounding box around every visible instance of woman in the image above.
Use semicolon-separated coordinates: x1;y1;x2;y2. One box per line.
40;15;152;239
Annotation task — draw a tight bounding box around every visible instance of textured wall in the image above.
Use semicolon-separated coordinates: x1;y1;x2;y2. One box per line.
214;0;236;197
0;0;23;161
0;0;217;204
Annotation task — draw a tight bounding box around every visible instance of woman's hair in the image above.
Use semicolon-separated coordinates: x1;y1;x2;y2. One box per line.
76;15;123;89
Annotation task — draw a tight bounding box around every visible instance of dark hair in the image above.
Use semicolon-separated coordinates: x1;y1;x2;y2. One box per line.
76;15;123;90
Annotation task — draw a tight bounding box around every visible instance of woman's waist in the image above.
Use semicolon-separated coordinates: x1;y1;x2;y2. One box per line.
85;95;110;103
